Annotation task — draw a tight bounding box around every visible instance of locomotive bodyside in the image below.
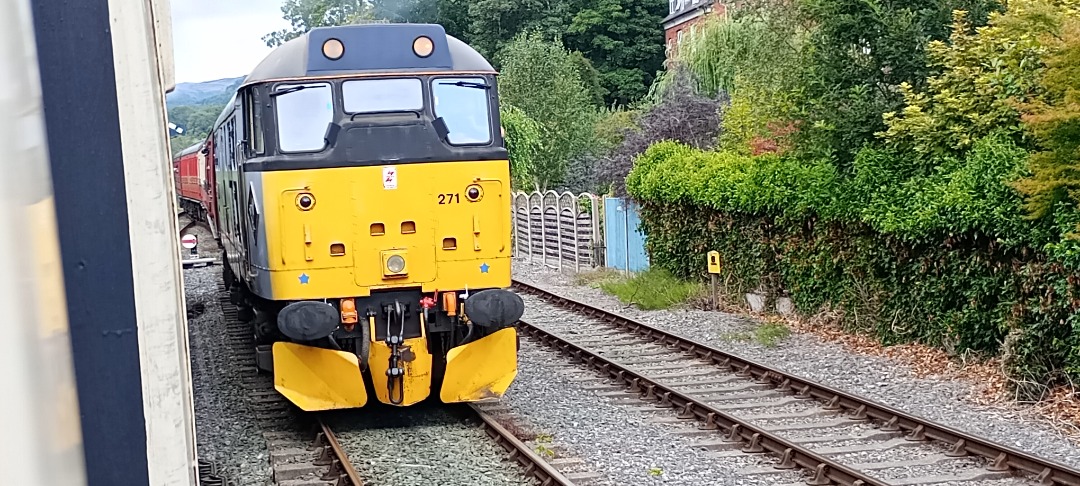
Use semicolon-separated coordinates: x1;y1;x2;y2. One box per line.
209;24;522;410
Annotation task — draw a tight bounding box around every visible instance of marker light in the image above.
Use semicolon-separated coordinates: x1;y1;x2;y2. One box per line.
465;184;483;202
413;36;434;58
323;38;344;60
296;193;315;210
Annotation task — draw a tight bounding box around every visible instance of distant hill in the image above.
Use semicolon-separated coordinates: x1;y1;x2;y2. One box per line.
166;76;244;156
166;76;244;108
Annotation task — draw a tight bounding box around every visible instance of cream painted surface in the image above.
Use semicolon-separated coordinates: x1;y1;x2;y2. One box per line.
108;0;198;484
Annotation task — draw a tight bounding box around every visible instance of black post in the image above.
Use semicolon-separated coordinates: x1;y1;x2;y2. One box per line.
30;0;151;484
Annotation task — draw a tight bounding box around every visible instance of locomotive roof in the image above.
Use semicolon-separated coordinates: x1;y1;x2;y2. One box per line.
240;23;495;87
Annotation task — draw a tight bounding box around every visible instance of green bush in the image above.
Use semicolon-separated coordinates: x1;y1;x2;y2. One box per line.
500;105;543;191
627;136;1080;398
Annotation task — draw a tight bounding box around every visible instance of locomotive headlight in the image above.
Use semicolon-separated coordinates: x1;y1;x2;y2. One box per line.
322;38;344;60
386;255;406;273
413;36;433;58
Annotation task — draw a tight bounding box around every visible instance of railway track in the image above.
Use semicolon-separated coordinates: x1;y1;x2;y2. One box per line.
511;279;1080;486
470;404;579;486
213;283;575;486
220;284;363;486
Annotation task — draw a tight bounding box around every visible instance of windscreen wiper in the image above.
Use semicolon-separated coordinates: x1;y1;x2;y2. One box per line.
440;81;490;89
270;85;311;97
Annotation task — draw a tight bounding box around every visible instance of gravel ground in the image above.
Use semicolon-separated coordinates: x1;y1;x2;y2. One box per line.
514;305;1038;485
184;218;270;485
511;257;1080;471
322;404;539;486
501;339;808;485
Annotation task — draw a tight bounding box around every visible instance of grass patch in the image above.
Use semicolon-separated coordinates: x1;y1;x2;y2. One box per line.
755;322;791;347
598;268;702;310
721;322;791;347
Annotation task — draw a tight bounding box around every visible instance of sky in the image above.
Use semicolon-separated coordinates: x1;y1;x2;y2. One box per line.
170;0;292;83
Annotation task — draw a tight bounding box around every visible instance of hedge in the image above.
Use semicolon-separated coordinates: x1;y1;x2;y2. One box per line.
627;138;1080;398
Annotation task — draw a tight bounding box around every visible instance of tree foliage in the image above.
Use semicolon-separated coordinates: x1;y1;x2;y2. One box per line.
793;0;1004;165
624;0;1080;395
499;105;543;190
597;68;727;196
1013;8;1080;221
263;0;377;47
167;103;225;156
562;0;666;104
674;11;803;156
497;32;597;191
878;8;1056;159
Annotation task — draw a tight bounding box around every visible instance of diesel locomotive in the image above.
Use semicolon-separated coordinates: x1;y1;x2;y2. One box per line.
202;23;523;411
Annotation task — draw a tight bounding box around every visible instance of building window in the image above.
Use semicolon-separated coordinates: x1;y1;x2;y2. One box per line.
677;29;684;46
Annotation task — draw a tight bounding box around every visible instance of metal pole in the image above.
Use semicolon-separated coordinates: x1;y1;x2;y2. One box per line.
623;199;630;275
711;273;718;310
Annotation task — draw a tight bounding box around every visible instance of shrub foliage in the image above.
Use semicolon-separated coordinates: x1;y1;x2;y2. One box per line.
626;0;1080;397
630;139;1080;398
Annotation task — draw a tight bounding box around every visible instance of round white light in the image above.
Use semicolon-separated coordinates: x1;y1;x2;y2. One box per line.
323;38;344;60
413;36;433;58
387;255;406;273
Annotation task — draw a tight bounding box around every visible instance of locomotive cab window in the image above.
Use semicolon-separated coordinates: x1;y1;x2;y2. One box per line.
273;82;333;153
432;77;492;145
342;78;423;114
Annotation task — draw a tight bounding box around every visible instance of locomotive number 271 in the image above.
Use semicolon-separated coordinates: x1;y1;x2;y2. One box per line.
437;193;460;204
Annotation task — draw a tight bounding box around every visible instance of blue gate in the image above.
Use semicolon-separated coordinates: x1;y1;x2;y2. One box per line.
604;197;649;272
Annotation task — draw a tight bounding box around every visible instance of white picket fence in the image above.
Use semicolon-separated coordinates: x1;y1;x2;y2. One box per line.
512;191;604;271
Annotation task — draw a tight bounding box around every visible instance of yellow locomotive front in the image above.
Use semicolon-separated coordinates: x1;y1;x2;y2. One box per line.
210;24;523;411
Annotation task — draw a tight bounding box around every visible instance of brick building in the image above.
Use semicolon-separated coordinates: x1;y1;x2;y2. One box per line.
663;0;726;58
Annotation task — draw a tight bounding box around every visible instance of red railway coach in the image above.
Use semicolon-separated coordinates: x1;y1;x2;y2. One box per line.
172;140;218;235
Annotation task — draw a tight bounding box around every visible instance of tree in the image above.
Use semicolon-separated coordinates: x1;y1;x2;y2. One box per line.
370;0;470;37
263;0;377;48
1013;10;1080;222
497;32;597;190
500;105;543;190
562;0;666;105
878;6;1056;159
793;0;1004;165
597;67;727;196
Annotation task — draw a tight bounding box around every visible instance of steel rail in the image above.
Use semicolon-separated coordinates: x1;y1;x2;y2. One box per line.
513;279;1080;486
318;419;365;486
517;319;885;486
469;404;577;486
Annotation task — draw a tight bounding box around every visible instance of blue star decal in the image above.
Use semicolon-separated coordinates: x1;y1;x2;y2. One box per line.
298;273;310;284
479;263;490;273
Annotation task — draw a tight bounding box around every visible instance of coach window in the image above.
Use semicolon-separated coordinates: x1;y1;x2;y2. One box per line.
273;82;333;153
342;78;423;113
432;77;492;145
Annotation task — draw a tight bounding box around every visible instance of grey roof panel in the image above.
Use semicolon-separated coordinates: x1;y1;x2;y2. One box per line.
241;24;494;87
